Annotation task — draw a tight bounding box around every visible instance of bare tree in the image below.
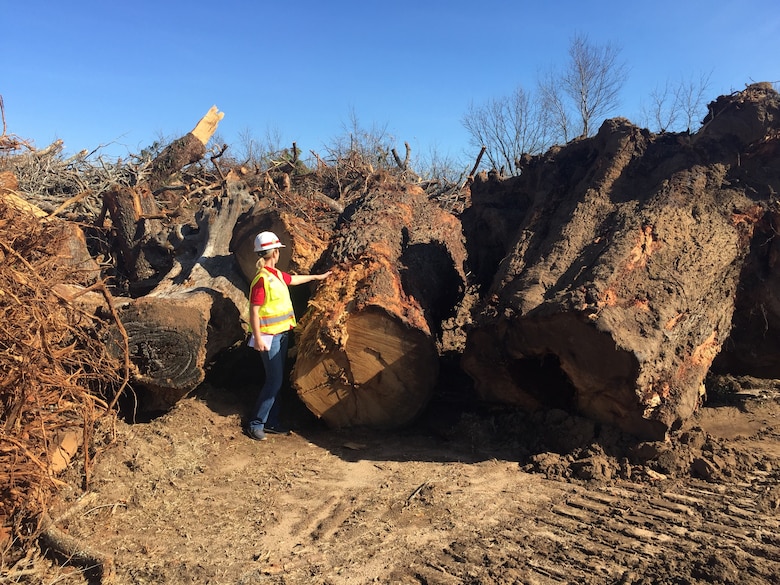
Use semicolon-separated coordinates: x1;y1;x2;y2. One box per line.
538;70;573;143
677;72;713;132
642;72;712;133
418;145;466;187
643;81;680;133
234;125;285;166
559;34;628;138
461;86;552;175
235;127;262;165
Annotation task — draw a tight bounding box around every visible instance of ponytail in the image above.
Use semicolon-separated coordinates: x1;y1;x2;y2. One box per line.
255;248;274;270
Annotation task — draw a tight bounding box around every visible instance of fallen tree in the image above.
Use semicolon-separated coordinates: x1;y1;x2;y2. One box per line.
292;178;468;428
109;171;254;409
102;106;225;295
147;105;225;193
85;107;268;410
462;83;780;440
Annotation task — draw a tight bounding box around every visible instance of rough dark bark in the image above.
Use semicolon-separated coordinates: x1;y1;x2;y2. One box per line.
111;172;254;410
147;105;224;192
292;180;468;428
102;183;169;289
462;84;780;440
102;107;224;294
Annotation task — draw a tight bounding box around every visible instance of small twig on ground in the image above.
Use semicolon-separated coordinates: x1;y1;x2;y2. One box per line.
405;481;430;505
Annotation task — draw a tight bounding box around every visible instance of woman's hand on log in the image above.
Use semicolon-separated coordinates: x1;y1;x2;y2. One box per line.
290;271;332;286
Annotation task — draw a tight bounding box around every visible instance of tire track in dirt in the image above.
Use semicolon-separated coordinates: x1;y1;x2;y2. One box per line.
285;458;382;541
260;455;552;583
237;434;780;584
49;396;780;584
437;478;780;584
258;456;397;583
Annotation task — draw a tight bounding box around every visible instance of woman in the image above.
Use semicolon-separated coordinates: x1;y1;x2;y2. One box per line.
246;231;331;441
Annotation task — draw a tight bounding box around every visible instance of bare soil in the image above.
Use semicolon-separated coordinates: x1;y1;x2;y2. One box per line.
35;372;780;585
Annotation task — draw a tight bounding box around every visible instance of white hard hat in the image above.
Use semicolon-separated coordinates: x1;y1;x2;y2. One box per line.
254;231;285;252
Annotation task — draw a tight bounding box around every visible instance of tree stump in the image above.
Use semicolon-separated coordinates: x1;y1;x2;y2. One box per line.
292;181;468;428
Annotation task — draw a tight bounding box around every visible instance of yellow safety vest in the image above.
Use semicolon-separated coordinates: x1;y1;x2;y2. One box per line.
250;267;297;334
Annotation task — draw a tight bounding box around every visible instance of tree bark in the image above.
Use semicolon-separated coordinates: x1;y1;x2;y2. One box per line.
147;105;224;192
462;91;780;440
102;107;225;293
292;182;468;428
102;183;167;288
111;171;254;410
231;206;330;284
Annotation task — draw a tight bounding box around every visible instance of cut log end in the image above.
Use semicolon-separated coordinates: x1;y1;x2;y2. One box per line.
113;297;210;410
294;309;439;428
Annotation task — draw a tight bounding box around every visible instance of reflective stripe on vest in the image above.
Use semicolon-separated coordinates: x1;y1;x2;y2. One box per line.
250;267;297;334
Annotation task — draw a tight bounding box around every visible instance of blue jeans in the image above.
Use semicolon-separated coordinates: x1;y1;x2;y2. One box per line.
248;331;289;431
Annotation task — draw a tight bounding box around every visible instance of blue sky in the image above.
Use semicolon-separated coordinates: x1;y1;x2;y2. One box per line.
2;0;778;166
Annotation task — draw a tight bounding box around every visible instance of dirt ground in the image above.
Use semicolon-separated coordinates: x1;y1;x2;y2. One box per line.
18;368;778;585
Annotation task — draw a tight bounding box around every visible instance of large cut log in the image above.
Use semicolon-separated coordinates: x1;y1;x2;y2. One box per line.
110;171;254;410
292;180;468;428
231;207;330;284
102;183;168;289
462;84;780;440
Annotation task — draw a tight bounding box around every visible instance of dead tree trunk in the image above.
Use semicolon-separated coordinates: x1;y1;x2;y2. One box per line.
292;181;468;428
231;207;330;284
111;171;254;410
103;106;225;294
102;183;167;289
462;85;780;440
147;105;224;192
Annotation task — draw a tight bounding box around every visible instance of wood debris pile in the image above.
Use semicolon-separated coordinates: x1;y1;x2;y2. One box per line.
0;111;470;559
1;84;780;581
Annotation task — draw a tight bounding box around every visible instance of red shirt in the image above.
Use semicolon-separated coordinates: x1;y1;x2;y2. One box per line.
250;267;292;305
